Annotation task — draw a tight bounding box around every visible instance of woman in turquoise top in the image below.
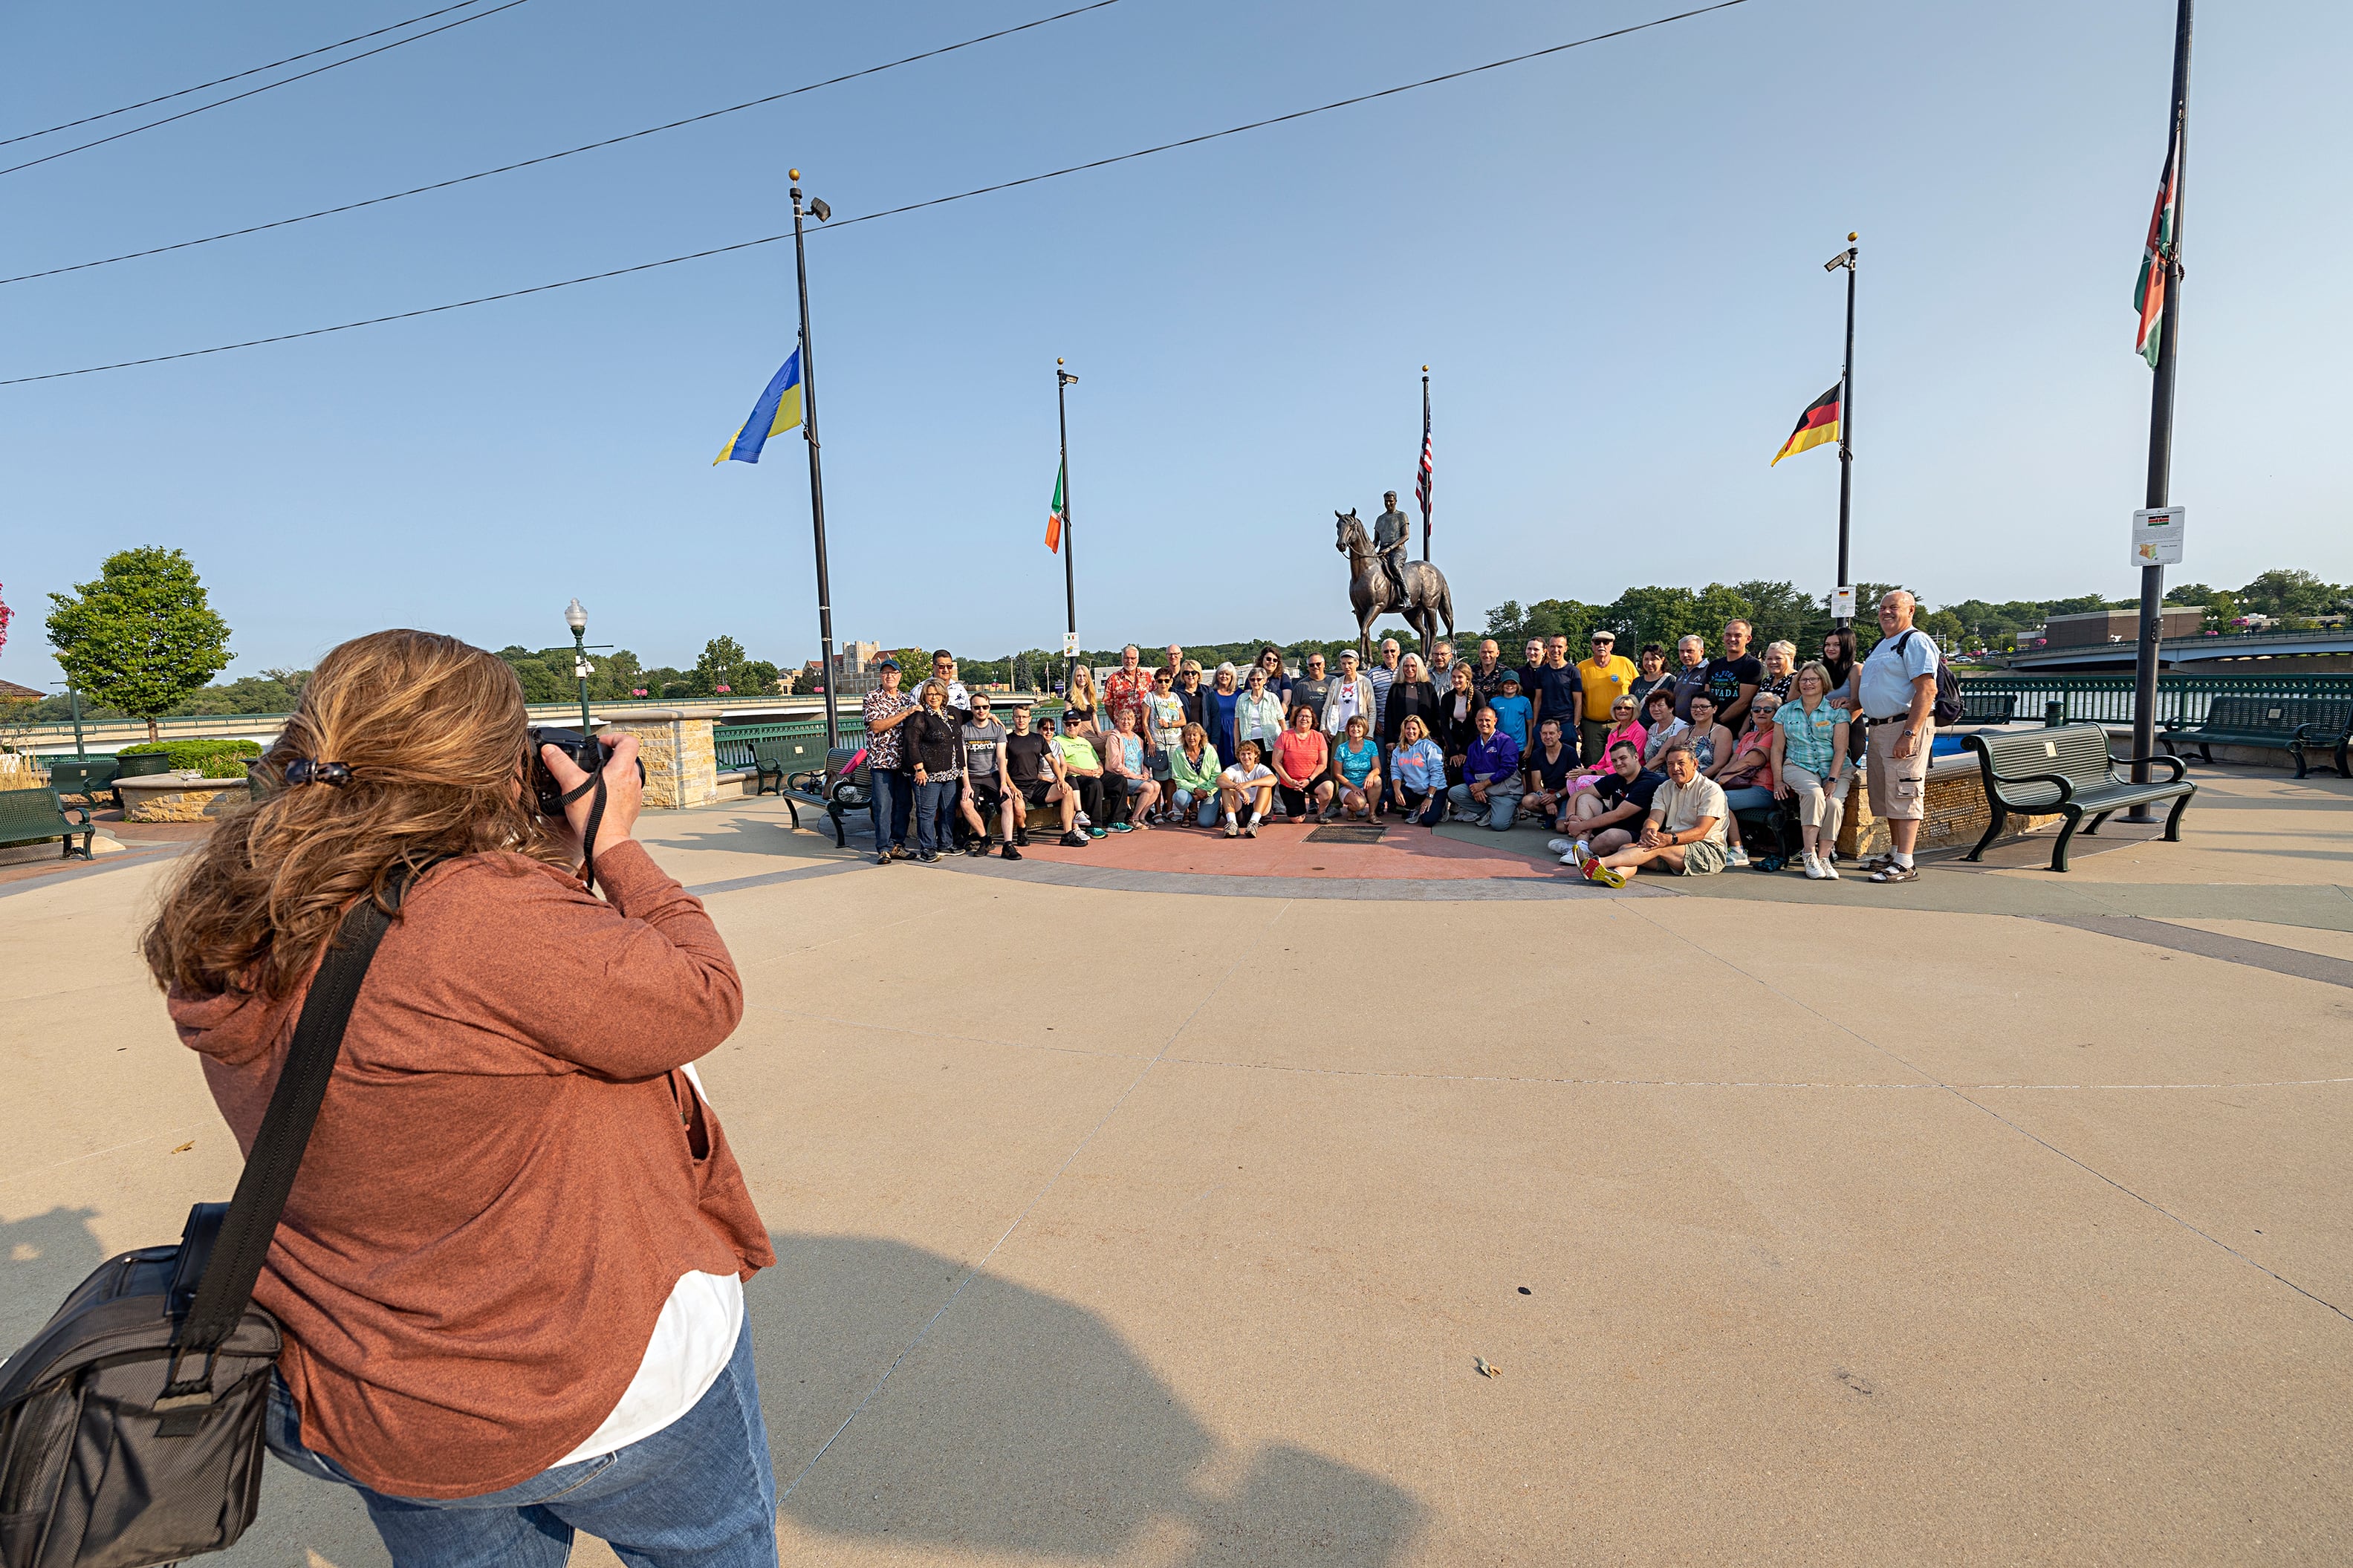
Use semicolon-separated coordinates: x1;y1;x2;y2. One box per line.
1770;660;1852;879
1332;714;1383;820
1388;714;1447;827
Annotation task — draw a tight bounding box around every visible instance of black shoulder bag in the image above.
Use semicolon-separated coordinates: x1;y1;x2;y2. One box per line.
0;884;402;1568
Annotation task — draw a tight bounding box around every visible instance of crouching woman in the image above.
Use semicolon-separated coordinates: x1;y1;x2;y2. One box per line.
146;629;779;1568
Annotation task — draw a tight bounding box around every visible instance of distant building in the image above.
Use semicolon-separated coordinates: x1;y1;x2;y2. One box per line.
2039;608;2202;648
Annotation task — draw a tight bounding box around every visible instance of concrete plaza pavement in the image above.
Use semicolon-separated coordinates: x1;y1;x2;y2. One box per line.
2;766;2349;1564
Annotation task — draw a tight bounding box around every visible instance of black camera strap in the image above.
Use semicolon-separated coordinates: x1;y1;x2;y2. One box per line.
562;768;608;894
175;865;423;1356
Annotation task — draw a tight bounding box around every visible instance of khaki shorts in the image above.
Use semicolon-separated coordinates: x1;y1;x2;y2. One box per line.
1866;721;1933;821
1678;839;1728;876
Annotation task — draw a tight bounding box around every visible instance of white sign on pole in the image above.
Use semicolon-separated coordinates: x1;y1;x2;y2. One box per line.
1831;585;1856;622
1062;631;1080;657
2132;505;2185;567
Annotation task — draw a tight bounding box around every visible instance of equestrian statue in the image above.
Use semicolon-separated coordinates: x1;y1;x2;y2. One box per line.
1335;496;1455;668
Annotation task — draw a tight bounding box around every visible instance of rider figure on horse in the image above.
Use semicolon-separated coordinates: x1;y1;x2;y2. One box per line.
1372;490;1412;608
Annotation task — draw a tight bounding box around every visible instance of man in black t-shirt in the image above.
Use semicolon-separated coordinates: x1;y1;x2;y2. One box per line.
1001;703;1071;848
1699;619;1763;734
1530;635;1584;762
1548;740;1666;868
1522;718;1579;827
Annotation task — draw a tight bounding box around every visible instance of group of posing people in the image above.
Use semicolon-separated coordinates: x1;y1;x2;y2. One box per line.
854;591;1948;885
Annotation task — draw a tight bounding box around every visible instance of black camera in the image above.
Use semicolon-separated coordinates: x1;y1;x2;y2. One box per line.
525;726;643;817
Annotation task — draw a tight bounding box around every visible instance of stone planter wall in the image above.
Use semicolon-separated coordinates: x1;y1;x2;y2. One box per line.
597;712;718;810
118;773;249;822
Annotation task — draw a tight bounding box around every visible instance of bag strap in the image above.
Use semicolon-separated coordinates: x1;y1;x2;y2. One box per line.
174;870;414;1353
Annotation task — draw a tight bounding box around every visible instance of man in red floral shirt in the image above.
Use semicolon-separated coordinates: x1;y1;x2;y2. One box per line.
1103;645;1155;742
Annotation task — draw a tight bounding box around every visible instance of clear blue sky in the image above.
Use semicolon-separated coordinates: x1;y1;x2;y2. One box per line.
3;0;2346;687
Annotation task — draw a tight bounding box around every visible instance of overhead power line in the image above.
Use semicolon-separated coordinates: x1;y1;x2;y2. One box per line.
0;0;1127;287
0;0;1750;389
0;0;493;151
0;0;535;179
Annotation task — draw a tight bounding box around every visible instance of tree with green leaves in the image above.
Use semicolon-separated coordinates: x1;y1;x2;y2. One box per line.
46;548;233;741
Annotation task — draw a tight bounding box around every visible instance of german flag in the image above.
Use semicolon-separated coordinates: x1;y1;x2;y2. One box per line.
1771;384;1841;466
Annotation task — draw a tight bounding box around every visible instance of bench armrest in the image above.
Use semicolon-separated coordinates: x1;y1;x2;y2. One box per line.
1984;768;2077;805
2112;752;2187;784
59;796;94;827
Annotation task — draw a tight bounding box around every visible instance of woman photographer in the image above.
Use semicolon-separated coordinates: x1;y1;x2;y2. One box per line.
149;630;778;1568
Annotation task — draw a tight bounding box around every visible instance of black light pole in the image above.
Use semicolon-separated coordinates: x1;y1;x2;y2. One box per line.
1827;232;1858;627
1057;359;1080;693
790;168;842;752
2131;0;2192;814
564;599;594;734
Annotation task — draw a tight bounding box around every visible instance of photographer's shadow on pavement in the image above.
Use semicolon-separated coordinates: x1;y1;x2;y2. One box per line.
755;1232;1424;1567
110;1229;1419;1567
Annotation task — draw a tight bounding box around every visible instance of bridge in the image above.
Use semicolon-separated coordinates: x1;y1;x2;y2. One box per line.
18;693;1042;755
2004;625;2353;673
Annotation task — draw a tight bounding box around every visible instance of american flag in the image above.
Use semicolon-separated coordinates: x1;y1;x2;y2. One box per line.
1415;383;1433;524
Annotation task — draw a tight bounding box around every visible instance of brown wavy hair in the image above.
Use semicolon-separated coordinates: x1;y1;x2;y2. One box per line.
143;629;566;999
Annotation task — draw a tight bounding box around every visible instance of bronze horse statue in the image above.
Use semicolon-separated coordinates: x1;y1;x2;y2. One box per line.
1335;509;1455;668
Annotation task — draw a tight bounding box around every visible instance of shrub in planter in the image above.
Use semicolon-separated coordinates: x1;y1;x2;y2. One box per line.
118;738;263;774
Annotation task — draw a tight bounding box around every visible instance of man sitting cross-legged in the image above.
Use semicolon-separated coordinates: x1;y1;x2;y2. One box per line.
1580;741;1727;885
1548;740;1665;871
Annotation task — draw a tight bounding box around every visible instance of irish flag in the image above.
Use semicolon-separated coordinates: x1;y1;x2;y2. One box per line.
1045;463;1066;552
2134;120;2181;368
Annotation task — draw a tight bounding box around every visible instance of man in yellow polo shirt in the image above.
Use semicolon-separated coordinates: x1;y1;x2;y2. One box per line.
1575;630;1639;764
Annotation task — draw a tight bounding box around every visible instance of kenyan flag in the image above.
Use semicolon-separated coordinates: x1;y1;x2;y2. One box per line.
2134;120;2181;369
1045;463;1066;553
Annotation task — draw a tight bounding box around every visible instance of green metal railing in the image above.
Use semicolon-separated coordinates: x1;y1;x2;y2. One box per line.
714;702;1067;773
1960;671;2353;726
712;720;862;774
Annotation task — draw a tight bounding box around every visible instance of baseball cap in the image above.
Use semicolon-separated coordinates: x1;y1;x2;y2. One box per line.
874;657;900;671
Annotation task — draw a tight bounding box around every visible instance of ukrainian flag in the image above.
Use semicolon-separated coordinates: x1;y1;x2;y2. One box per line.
713;348;802;465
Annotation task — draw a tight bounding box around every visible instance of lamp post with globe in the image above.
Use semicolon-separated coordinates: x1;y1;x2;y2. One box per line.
564;599;595;735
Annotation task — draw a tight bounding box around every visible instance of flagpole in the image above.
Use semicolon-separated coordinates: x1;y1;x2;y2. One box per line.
1419;366;1432;561
1057;359;1079;696
789;169;840;752
1832;232;1857;628
2129;0;2191;816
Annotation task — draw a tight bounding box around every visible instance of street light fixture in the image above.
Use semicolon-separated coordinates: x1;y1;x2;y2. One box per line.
565;599;594;735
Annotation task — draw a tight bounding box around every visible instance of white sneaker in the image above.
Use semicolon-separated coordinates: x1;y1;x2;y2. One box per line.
1802;852;1825;879
1224;816;1239;838
1075;811;1092;827
1559;841;1591;868
1821;856;1841;880
1727;845;1751;868
1547;837;1576;855
1244;821;1258;838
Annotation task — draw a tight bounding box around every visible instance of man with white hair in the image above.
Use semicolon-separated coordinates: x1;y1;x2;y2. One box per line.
1857;590;1941;883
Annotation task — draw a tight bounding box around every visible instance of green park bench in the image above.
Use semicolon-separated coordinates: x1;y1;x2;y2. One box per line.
1956;692;2016;726
2161;695;2353;779
106;752;179;808
1963;722;2195;873
0;786;97;862
41;758;120;804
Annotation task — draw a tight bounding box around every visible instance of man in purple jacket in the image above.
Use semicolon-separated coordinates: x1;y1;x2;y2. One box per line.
1445;706;1524;831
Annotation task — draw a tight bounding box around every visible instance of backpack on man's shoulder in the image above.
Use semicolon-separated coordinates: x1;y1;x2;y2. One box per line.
1895;629;1965;726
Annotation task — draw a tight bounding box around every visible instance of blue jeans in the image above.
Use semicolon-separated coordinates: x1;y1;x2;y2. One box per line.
868;767;912;851
266;1318;777;1568
912;775;958;853
1392;781;1444;825
1447;780;1523;830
